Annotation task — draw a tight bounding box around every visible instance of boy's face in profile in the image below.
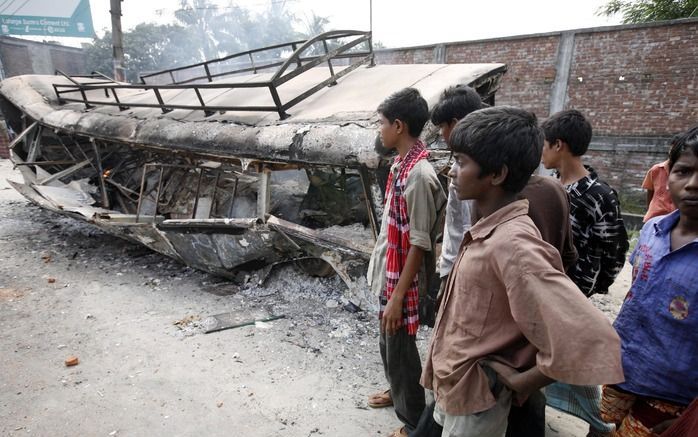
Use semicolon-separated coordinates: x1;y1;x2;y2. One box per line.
378;114;399;149
448;152;490;201
541;139;561;169
439;120;458;147
668;149;698;220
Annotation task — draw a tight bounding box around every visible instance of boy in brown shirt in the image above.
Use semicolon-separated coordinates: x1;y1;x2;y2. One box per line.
421;106;624;436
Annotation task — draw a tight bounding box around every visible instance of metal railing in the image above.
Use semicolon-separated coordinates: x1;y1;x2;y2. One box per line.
53;30;374;120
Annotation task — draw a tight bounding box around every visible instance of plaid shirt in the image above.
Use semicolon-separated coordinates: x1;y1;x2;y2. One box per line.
379;141;429;335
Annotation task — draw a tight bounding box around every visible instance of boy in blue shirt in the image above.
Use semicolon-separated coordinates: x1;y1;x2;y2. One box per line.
600;125;698;436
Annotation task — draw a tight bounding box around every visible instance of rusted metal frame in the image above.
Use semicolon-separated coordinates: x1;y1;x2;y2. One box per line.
140;38;306;83
109;88;129;110
36;159;90;185
153;167;165;223
268;85;289;120
358;166;379;241
7;121;37;151
257;166;271;220
322;39;337;86
16;160;79;166
56;97;280;114
114;189;132;214
90;71;117;82
199;60;284;82
193;88;214;117
52;133;79;162
296;52;370;63
280;54;372;113
152;88;171;114
55;69;93;109
272;33;370;87
203;63;213;82
227;176;239;218
91;139;110;208
105;178;139;201
55;70;115;82
272;30;370;82
191;168;205;219
291;43;301;68
71;138;99;173
26;124;43;163
56;79;271;92
210;170;221;218
248;52;257;73
135;163;150;223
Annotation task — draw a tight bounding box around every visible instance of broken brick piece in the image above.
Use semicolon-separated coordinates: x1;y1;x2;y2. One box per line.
64;356;79;367
47;278;56;284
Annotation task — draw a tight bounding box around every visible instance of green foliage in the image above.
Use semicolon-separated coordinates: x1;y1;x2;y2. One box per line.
84;0;328;83
598;0;698;24
83;23;198;82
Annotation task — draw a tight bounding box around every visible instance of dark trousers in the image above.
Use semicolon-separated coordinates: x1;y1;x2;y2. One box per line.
409;374;546;437
380;327;426;431
506;390;546;437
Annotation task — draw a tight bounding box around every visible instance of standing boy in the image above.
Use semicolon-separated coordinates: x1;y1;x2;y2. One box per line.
420;87;576;437
367;88;446;437
430;85;482;286
540;109;628;436
600;125;698;437
541;109;629;297
421;107;624;437
641;137;678;222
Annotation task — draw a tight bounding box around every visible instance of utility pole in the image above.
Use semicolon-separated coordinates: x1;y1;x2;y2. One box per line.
110;0;125;82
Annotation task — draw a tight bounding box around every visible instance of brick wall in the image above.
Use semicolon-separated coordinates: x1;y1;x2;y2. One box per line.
375;18;698;209
568;24;698;136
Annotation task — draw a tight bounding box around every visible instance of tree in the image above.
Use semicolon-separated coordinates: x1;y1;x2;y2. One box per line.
83;0;330;82
598;0;698;24
83;23;199;82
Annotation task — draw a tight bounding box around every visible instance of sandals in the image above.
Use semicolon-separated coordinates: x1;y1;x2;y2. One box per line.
367;389;393;408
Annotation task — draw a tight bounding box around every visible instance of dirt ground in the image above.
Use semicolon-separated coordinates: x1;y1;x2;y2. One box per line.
0;158;632;437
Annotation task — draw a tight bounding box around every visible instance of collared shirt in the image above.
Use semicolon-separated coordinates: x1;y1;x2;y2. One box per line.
564;166;629;296
421;200;623;416
437;183;473;278
642;160;676;222
367;159;447;299
614;210;698;406
438;175;576;278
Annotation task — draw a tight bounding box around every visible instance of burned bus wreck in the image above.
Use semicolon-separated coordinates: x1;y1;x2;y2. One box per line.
0;31;506;309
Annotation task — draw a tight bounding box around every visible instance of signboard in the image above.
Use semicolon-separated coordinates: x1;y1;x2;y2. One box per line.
0;0;94;38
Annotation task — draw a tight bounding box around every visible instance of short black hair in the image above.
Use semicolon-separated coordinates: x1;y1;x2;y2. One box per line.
377;87;429;138
430;85;483;125
541;109;592;156
450;106;543;193
669;125;698;169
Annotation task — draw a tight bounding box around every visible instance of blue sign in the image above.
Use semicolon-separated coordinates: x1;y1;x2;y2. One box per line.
0;0;95;38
